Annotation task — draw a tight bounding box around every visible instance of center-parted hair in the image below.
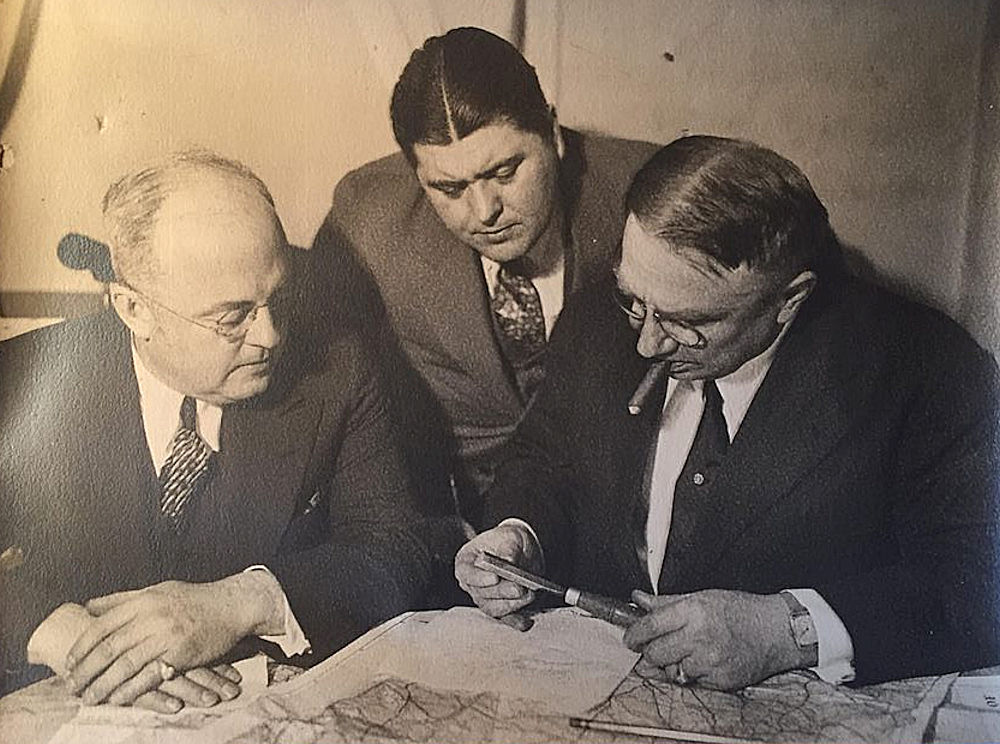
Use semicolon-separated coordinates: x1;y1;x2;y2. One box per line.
103;150;276;287
626;136;841;278
390;27;553;163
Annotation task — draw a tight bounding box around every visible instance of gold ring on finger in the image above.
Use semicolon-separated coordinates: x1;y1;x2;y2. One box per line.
156;659;176;682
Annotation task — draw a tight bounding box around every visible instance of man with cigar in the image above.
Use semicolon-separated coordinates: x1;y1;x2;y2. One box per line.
456;136;1000;689
0;151;430;708
312;27;655;526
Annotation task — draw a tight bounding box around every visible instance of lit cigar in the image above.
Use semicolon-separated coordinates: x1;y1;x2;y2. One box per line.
628;361;668;415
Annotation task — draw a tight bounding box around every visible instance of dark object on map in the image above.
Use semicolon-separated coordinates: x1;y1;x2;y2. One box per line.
570;717;753;744
476;552;646;628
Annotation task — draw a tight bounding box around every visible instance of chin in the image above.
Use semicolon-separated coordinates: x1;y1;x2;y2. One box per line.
226;372;272;402
473;241;531;264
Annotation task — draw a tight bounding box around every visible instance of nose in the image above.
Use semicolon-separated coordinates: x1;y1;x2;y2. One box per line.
635;313;679;358
469;181;502;226
243;305;281;349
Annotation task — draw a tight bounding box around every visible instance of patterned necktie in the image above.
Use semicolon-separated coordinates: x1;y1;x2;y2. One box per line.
159;396;212;532
491;262;547;398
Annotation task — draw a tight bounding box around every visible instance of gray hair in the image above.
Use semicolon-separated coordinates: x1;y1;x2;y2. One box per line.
102;149;276;287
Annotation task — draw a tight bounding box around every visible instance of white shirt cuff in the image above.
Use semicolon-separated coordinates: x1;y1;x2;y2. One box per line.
786;588;855;684
244;565;311;657
497;518;545;567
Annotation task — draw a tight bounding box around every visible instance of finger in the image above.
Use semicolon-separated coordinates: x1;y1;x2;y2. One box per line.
475;591;535;618
623;602;688;651
106;656;172;706
184;667;241;702
631;590;657;611
634;656;669;681
630;589;686;610
159;675;222;708
67;603;137;674
133;690;184;714
498;612;534;632
472;579;530;601
211;663;242;685
86;589;143;615
456;564;501;589
638;634;690;671
80;637;164;706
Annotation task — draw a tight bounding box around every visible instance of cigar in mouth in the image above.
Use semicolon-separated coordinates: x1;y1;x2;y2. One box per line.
627;361;668;415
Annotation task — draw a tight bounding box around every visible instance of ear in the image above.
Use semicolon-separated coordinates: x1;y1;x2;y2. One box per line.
550;107;565;160
776;270;817;325
108;283;157;340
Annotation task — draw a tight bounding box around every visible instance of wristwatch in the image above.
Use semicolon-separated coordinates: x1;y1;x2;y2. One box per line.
779;591;819;667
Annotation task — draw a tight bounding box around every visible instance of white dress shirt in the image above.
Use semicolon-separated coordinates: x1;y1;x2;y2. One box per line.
480;253;565;338
643;328;855;684
131;346;309;657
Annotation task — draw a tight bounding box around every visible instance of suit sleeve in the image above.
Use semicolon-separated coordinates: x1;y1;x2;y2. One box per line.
267;339;433;663
481;286;610;585
817;322;1000;685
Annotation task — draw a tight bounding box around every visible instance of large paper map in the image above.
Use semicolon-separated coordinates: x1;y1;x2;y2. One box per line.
26;608;956;743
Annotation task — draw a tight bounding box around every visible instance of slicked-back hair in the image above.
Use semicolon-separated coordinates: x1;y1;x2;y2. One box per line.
390;27;553;163
626;136;841;280
102;149;276;287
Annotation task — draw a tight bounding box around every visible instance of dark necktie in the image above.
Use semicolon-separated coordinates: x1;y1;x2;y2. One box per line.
491;262;547;399
159;396;212;532
658;380;730;593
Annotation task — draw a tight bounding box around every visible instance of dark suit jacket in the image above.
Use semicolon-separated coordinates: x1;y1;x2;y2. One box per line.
310;129;657;526
483;274;1000;685
0;310;431;694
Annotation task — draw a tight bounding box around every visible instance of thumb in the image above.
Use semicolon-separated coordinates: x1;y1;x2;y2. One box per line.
630;589;657;610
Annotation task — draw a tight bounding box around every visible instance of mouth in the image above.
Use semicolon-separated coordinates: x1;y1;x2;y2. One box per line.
476;224;517;238
237;357;272;372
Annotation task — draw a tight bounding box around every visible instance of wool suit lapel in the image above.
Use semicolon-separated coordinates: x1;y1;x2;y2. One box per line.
663;290;861;585
78;315;161;584
407;200;522;413
182;368;323;571
601;311;670;594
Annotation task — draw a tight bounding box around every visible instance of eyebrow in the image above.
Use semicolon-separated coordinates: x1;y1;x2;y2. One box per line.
196;277;289;319
427;155;523;190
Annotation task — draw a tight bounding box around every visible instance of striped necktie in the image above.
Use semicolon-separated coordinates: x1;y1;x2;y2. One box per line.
159;396;212;531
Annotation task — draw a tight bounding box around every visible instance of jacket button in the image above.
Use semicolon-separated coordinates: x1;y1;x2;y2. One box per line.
693;472;706;485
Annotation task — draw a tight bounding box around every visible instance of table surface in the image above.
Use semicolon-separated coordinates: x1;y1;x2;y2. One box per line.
1;609;998;744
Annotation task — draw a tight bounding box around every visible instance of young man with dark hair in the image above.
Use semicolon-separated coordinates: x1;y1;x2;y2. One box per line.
456;135;1000;690
311;27;656;528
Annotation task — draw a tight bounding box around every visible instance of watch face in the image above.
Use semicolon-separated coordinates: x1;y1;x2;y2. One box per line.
792;613;819;646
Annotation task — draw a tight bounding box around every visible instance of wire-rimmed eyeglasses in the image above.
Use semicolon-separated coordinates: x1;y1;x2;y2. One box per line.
116;282;274;343
612;288;708;350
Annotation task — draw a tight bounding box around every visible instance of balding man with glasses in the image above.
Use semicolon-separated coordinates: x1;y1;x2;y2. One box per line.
456;136;1000;690
0;151;430;710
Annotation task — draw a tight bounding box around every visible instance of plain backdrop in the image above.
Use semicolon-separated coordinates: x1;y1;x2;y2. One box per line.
0;0;997;354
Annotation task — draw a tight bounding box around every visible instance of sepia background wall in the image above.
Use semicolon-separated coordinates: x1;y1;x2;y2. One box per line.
1;0;997;355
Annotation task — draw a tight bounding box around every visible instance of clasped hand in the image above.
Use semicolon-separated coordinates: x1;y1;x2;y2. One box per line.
624;589;801;691
63;578;256;711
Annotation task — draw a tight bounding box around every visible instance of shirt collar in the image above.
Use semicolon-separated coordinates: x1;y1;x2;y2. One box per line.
664;318;793;442
131;343;222;474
